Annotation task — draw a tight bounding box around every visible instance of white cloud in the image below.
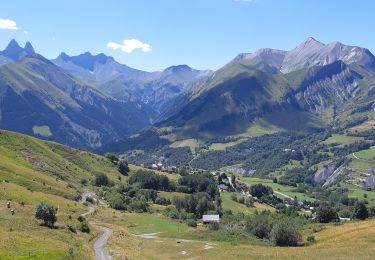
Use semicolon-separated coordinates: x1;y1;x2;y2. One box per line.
0;19;18;30
107;39;151;53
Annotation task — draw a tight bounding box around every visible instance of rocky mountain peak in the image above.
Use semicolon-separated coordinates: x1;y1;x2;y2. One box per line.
24;41;35;54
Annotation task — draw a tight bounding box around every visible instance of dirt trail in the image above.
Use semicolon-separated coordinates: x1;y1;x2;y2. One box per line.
92;223;113;260
80;192;113;260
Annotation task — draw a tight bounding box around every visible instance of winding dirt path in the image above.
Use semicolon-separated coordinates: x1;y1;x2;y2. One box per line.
92;223;113;260
80;192;113;260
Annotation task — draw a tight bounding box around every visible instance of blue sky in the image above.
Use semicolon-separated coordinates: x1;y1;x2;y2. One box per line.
0;0;374;71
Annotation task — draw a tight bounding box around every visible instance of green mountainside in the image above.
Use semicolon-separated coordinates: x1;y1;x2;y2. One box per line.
0;55;151;149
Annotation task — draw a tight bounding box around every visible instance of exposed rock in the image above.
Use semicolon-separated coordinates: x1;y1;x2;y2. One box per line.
314;161;346;187
365;170;375;189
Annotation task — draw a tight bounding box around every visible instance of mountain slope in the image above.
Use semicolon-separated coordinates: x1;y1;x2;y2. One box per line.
0;39;36;65
0;43;152;148
102;38;375;162
53;52;213;117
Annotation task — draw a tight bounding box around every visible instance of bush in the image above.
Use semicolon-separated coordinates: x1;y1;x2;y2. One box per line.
249;184;273;199
163;206;180;219
186;219;197;227
245;198;254;208
93;173;110;187
245;215;271;239
155;197;171;205
238;196;245;204
105;153;119;164
270;220;301;246
307;235;316;243
118;160;130;176
67;225;77;233
208;222;220;231
352;201;369;220
316;204;339;223
35;203;57;227
85;197;94;203
78;221;90;233
77;215;86;222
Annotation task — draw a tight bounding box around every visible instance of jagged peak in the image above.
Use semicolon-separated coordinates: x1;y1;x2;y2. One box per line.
24;41;35;54
4;39;22;51
293;37;325;51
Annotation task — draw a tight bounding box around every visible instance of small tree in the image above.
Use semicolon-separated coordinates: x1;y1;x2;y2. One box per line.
270;220;301;246
35;203;57;227
352;201;369;220
94;173;110;187
245;215;271;239
118;160;130;176
78;221;90;233
249;184;273;199
105;153;119;164
316;204;339;223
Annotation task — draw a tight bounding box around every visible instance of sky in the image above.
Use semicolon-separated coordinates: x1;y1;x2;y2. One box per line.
0;0;374;72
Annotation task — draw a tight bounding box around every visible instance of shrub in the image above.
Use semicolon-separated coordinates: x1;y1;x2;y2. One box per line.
245;215;271;239
105;153;119;164
231;193;237;202
186;219;197;227
238;196;245;204
316;204;339;223
270;220;301;246
352;201;369;220
78;221;90;233
245;198;254;208
155;197;171;205
118;160;130;176
163;206;180;219
77;215;86;222
85;197;94;203
93;173;110;187
307;235;316;243
35;203;57;228
249;184;273;199
67;225;77;233
208;222;220;231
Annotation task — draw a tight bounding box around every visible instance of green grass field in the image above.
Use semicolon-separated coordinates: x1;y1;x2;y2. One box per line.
354;146;375;160
322;134;364;145
32;125;52;137
239;177;315;202
220;192;275;214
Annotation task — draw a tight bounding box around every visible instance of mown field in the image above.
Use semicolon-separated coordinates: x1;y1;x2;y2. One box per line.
95;207;375;260
239;177;316;202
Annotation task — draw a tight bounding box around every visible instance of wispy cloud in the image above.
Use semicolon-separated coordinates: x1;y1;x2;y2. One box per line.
0;18;18;30
107;39;151;53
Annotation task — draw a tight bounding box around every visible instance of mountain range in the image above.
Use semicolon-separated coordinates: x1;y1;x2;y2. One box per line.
0;39;212;148
1;37;375;152
101;37;375;154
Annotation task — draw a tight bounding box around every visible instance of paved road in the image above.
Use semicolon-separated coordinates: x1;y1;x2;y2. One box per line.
80;192;113;260
92;223;113;260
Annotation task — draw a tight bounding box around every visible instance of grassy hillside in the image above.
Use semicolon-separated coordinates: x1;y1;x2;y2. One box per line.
0;130;120;199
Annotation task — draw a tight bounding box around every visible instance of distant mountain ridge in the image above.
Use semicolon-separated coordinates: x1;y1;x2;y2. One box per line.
0;39;36;65
52;51;213;117
0;40;152;148
103;37;375;155
235;37;375;74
